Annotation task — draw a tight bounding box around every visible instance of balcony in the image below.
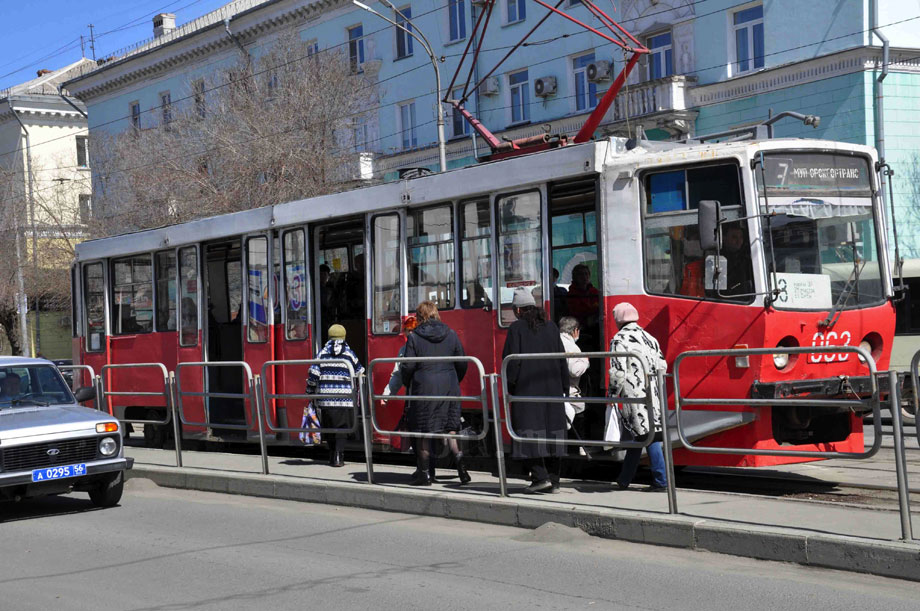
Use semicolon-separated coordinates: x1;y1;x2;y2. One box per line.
602;75;698;138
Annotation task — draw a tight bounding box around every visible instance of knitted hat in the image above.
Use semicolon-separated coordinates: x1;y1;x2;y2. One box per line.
328;324;347;339
512;287;536;308
613;302;639;326
402;316;418;333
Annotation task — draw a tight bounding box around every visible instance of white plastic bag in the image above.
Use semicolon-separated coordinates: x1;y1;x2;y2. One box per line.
603;404;623;443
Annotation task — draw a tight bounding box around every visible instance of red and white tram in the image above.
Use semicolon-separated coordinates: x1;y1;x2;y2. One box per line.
71;134;895;467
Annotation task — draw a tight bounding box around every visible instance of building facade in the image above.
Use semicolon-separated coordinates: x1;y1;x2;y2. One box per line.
0;59;95;357
63;0;920;252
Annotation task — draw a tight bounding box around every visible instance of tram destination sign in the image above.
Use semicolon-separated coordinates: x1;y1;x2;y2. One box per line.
757;153;871;196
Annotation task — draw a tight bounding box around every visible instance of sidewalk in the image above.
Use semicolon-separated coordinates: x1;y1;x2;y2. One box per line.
124;446;920;582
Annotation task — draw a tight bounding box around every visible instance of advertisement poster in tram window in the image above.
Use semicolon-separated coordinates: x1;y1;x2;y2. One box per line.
249;268;268;325
287;263;306;312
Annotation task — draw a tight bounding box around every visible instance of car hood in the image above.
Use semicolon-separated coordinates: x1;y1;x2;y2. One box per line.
0;404;112;444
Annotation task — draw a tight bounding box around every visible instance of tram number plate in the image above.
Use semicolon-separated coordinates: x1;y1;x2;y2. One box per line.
32;464;86;482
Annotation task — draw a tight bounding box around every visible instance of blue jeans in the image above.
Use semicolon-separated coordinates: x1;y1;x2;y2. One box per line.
618;440;667;488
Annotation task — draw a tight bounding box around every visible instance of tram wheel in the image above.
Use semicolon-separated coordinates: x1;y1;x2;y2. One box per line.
143;409;168;448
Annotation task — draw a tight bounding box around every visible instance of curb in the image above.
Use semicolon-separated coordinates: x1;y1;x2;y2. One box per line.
128;465;920;582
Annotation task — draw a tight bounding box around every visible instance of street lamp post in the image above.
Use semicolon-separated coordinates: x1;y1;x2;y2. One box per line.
352;0;448;173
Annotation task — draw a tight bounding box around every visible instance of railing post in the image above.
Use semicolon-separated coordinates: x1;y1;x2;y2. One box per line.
888;370;914;541
658;370;678;514
168;371;183;468
488;373;508;497
359;373;375;485
252;374;269;475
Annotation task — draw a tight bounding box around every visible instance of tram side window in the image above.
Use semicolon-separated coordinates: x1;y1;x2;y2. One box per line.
498;191;542;326
84;263;105;351
407;205;454;310
179;247;199;346
642;164;752;301
372;213;401;334
155;250;177;332
247;236;270;343
460;200;492;309
283;230;309;340
111;255;153;334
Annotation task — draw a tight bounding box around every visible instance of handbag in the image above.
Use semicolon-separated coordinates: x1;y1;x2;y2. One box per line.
299;402;322;445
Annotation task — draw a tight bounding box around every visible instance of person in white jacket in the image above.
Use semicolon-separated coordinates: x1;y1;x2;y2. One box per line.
558;316;589;435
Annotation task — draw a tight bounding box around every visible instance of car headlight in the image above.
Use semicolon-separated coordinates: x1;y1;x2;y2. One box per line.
773;353;790;369
99;437;118;456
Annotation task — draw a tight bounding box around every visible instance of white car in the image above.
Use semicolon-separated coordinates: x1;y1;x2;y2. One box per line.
0;357;132;508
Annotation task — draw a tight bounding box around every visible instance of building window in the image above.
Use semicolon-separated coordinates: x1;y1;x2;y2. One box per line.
130;101;141;130
348;25;365;73
306;39;319;56
507;0;525;24
193;79;205;119
399;101;417;149
451;87;471;138
76;136;89;168
573;53;597;112
161;92;172;127
79;194;92;224
647;31;673;79
733;3;764;74
449;0;466;42
353;117;369;152
396;6;414;59
267;71;279;95
509;69;530;124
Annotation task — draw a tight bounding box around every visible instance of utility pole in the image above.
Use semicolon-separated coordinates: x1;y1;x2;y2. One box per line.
80;35;85;58
88;24;96;60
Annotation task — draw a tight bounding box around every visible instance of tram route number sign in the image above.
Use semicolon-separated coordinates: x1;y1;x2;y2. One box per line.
774;272;831;310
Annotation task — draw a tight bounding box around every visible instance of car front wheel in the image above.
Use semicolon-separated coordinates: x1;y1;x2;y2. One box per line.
88;471;124;508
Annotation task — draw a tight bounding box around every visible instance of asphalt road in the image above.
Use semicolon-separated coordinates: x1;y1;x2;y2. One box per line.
0;480;917;611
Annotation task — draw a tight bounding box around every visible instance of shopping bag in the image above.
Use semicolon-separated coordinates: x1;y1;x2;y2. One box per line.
603;404;623;443
299;402;322;445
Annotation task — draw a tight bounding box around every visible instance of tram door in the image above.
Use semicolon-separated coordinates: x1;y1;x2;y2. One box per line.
202;239;246;437
312;220;367;366
548;177;603;439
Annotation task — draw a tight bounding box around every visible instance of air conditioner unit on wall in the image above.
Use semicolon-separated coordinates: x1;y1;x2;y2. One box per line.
479;76;500;96
534;76;557;97
587;60;612;83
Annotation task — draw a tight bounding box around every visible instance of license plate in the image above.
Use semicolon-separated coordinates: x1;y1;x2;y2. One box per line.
32;464;87;482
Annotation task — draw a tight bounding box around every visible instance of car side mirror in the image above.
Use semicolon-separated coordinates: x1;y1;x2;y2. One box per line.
74;386;96;403
698;200;723;252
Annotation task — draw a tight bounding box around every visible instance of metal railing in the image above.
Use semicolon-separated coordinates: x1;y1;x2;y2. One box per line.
175;361;268;473
99;362;181;467
367;356;488;486
909;349;920;449
499;351;672;506
55;364;100;407
259;359;362;476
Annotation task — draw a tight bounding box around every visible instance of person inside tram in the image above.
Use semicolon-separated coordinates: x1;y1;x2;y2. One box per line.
721;223;754;296
552;268;568;320
566;264;599;343
0;373;22;403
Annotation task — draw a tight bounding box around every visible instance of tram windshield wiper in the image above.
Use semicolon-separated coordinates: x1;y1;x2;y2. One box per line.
820;257;866;330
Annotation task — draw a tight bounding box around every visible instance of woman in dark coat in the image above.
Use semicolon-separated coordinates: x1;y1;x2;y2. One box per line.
501;288;569;494
400;301;469;486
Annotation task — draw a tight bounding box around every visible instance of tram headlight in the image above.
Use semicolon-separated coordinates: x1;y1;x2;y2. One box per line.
774;336;800;371
99;436;118;456
773;353;790;369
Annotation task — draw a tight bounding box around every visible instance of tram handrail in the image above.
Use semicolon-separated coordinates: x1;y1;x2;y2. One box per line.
909;349;920;449
100;362;173;427
259;359;361;435
672;345;882;460
175;361;255;431
499;351;657;452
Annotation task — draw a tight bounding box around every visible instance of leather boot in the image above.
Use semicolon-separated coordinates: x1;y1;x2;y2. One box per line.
333;451;345;468
428;461;437;483
412;453;432;486
328;447;336;466
456;453;471;485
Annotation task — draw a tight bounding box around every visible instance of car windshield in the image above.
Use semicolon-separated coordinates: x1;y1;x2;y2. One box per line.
0;365;76;408
756;152;884;310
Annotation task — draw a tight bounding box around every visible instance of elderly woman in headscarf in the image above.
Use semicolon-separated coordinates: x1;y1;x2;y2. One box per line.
608;302;668;492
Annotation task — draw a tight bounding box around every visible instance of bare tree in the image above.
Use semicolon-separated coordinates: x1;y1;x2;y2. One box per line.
90;31;379;236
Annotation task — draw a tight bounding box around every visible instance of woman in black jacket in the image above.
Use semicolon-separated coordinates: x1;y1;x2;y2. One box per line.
501;288;569;494
400;301;470;486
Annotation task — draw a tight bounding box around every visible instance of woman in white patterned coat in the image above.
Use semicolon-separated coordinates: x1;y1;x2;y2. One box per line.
608;302;668;491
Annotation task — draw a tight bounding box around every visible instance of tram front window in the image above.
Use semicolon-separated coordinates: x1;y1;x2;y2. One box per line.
757;152;883;310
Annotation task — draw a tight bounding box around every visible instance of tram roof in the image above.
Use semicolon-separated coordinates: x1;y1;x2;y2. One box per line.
74;136;876;262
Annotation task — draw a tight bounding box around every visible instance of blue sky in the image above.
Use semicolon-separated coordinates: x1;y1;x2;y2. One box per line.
0;0;233;91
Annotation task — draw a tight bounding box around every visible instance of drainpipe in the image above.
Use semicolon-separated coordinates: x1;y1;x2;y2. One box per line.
58;84;88;118
7;99;35;356
224;17;251;67
871;0;901;290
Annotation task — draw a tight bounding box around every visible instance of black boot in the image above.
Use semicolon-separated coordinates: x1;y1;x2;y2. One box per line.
333;451;345;468
411;453;432;486
456;453;471;485
328;447;336;466
428;460;437;483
